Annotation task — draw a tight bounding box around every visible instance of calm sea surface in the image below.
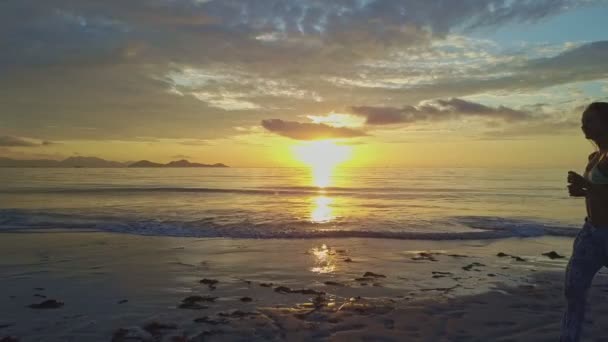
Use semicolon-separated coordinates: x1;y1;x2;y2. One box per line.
0;167;586;240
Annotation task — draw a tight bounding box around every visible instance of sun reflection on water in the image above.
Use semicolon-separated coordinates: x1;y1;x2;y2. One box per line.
311;195;334;223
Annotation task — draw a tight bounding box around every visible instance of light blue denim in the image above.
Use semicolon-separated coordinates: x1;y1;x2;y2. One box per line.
561;218;608;341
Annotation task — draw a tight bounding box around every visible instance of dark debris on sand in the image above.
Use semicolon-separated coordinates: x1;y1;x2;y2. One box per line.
193;316;229;325
497;252;527;262
27;299;63;309
274;286;325;296
412;252;439;262
142;321;178;336
199;278;218;290
111;327;153;342
542;251;565;259
324;281;346;287
184;295;217;302
462;262;485;271
363;272;386;278
0;336;19;342
218;310;259;318
421;284;461;293
178;296;216;310
432;271;453;278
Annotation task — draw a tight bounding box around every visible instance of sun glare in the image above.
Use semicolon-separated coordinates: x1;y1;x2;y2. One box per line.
311;195;333;223
293;140;352;188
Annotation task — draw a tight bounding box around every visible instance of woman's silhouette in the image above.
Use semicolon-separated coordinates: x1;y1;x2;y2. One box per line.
561;102;608;341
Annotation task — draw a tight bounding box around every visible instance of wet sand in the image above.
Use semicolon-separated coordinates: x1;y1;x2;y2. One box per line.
2;230;608;341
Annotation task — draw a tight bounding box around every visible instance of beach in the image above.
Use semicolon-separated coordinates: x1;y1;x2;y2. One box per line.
3;229;608;341
0;167;598;341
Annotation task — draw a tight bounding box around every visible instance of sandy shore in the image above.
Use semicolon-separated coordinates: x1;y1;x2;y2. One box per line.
2;230;608;341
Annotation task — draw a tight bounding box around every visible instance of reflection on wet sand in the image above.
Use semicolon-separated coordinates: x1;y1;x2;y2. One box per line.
309;244;337;274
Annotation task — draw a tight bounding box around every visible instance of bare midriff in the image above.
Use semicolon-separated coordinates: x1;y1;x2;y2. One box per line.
585;154;608;227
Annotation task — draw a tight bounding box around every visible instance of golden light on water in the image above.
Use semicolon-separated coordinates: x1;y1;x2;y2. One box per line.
292;140;352;188
311;195;333;223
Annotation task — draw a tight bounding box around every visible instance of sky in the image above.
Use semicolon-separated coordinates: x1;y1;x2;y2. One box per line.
1;0;608;168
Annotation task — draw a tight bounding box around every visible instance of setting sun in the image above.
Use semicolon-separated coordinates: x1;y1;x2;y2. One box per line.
292;140;352;187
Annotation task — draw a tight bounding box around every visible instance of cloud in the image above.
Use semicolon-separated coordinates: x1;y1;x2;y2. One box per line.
261;119;367;140
351;98;532;125
1;0;600;71
0;0;605;146
480;119;580;139
0;135;52;147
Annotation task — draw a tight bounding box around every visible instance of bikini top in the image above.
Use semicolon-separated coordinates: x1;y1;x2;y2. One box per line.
586;152;608;184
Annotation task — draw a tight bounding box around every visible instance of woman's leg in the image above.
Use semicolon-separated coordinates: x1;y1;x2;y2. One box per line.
560;225;604;342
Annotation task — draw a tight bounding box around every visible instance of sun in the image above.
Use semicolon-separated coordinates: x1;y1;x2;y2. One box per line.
292;140;352;187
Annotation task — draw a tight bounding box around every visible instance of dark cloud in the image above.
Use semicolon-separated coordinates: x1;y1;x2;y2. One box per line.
351;98;532;125
0;135;51;147
261;119;366;140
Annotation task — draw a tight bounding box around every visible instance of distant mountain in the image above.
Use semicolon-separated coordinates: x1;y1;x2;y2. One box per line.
130;159;228;168
128;160;164;168
59;156;125;168
0;157;228;168
0;157;62;168
163;159;228;168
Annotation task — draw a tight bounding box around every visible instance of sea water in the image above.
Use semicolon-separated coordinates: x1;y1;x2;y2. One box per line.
0;167;584;240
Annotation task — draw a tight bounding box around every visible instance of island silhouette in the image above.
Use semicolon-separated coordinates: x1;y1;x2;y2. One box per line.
0;157;228;168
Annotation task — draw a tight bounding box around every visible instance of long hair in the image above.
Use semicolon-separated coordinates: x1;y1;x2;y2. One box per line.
584;102;608;151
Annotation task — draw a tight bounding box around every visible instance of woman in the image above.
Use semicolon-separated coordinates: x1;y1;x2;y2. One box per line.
561;102;608;341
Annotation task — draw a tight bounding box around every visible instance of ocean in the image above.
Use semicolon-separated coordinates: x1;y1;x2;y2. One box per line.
0;167;584;240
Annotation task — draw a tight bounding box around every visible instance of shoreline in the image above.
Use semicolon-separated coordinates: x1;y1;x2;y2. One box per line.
3;230;608;341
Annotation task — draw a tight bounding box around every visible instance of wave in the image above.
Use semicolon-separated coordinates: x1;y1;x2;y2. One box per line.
0;209;579;240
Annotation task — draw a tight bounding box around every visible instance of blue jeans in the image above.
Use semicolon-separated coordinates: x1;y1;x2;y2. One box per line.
560;218;608;341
